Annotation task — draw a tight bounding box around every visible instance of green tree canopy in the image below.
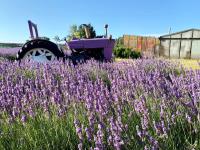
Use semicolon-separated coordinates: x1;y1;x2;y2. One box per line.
66;24;96;41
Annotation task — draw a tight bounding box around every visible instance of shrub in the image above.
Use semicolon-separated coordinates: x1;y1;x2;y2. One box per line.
113;45;141;59
0;55;16;61
4;55;16;61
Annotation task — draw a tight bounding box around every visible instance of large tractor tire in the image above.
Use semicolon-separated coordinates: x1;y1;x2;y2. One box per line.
17;39;64;62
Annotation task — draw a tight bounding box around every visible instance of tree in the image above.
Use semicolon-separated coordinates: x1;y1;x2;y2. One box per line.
40;36;50;41
53;36;61;43
78;24;96;38
66;25;79;41
66;24;96;41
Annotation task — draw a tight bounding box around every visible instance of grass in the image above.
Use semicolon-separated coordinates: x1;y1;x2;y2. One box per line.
0;108;79;150
2;103;198;150
116;58;200;70
115;58;131;62
175;59;200;70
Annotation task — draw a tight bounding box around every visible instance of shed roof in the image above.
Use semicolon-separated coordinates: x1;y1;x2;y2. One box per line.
160;28;200;38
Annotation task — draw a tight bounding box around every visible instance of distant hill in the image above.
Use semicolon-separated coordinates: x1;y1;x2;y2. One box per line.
0;43;23;48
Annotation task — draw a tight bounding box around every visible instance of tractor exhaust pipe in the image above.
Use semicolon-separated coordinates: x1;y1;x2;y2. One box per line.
104;24;108;38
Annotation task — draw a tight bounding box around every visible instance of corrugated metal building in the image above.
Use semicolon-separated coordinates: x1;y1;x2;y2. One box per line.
158;29;200;59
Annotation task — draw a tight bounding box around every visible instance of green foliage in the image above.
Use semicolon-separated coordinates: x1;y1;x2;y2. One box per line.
53;36;61;43
0;101;199;150
0;110;78;150
116;37;124;45
88;68;111;90
0;43;23;48
79;24;96;38
40;37;50;41
66;24;96;41
23;69;36;79
113;45;141;59
0;55;16;61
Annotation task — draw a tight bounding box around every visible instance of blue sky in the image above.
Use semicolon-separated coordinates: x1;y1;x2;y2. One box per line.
0;0;200;43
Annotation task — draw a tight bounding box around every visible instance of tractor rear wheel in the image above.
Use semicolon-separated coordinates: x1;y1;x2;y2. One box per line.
17;39;64;62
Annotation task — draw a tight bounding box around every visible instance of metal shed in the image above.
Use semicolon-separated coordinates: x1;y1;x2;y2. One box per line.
157;29;200;59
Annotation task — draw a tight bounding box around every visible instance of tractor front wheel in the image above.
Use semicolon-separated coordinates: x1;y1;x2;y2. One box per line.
17;39;64;62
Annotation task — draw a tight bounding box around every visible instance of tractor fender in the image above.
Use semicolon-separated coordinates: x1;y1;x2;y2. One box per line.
17;39;65;60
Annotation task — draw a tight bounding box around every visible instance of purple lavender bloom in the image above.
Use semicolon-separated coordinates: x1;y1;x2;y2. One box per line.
21;114;27;123
78;143;83;150
0;47;21;56
0;58;200;149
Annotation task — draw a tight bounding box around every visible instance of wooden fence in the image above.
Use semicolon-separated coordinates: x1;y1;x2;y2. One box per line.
123;35;160;55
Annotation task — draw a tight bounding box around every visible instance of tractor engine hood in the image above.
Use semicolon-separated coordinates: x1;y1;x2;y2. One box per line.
68;38;115;61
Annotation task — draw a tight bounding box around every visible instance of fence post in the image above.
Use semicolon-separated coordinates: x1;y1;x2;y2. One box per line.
136;36;138;51
159;39;161;57
141;37;143;53
154;38;156;56
128;35;130;48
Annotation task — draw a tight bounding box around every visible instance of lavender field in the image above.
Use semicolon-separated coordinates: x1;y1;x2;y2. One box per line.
0;47;20;56
0;59;200;150
0;47;20;60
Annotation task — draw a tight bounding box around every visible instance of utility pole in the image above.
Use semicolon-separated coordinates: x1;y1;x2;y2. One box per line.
168;27;172;59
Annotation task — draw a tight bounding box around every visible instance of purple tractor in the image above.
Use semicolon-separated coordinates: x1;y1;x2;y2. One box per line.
17;21;115;63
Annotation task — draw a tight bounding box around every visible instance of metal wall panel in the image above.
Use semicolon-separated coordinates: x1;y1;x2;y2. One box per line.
180;40;191;59
160;40;170;57
191;40;200;58
170;40;180;58
193;31;200;38
171;34;181;38
182;31;193;38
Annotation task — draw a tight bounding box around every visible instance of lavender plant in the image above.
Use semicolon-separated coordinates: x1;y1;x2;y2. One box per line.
0;58;199;150
0;47;20;60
